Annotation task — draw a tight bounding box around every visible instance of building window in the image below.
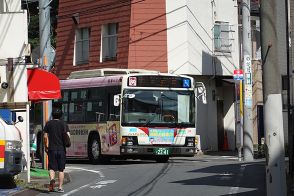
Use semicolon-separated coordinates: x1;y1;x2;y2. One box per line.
214;21;232;53
74;28;90;65
101;23;118;62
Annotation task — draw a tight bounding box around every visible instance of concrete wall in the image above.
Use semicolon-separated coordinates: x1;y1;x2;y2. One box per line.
0;0;21;13
194;76;218;151
0;13;28;59
223;85;236;150
166;0;239;151
166;0;240;76
0;9;28;103
0;0;29;168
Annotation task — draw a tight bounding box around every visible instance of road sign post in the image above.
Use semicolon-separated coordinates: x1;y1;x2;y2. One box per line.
234;69;243;161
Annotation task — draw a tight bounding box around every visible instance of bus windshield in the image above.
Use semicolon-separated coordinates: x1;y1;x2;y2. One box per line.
122;89;195;127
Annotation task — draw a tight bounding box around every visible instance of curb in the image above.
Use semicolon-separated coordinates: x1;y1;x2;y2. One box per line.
12;172;71;195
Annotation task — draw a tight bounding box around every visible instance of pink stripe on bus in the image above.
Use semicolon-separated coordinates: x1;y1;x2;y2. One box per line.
60;75;123;90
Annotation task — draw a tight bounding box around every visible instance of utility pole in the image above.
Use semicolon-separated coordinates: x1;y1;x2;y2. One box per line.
285;0;293;180
39;0;52;169
260;0;287;195
242;0;254;161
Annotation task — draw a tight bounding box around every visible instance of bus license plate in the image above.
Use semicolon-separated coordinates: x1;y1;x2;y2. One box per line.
154;148;170;155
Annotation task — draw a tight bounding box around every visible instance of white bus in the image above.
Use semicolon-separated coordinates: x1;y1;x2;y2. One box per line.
51;69;206;163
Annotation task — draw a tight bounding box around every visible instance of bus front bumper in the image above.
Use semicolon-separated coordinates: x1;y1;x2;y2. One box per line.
120;146;195;157
0;151;23;176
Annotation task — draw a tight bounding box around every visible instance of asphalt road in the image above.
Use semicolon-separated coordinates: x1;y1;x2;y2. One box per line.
36;155;265;196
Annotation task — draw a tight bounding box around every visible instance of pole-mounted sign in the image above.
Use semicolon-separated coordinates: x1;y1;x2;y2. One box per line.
233;69;244;80
244;55;252;108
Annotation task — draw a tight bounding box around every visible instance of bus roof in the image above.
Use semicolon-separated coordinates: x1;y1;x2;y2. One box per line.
60;72;195;90
60;75;123;89
67;68;159;79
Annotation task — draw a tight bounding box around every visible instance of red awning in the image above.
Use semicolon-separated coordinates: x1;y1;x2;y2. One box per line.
27;68;61;102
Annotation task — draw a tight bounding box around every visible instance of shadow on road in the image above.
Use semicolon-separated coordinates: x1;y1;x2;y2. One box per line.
0;174;16;189
171;161;266;196
66;158;155;165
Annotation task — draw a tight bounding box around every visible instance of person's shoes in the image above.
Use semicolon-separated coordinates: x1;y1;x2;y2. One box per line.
57;188;64;193
49;179;55;192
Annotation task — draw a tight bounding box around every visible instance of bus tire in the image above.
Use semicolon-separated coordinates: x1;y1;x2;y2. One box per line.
88;133;101;164
155;156;169;163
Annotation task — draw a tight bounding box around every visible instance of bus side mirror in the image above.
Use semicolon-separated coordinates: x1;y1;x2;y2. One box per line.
195;82;207;104
114;94;121;107
12;114;24;124
18;116;24;122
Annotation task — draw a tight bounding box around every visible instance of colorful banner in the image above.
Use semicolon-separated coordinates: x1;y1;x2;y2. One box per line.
149;129;174;144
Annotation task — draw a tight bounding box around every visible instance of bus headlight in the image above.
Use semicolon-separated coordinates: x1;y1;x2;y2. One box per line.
6;141;22;151
122;136;138;146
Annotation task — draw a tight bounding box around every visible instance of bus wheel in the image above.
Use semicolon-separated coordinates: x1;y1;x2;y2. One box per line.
155;156;169;163
88;134;101;164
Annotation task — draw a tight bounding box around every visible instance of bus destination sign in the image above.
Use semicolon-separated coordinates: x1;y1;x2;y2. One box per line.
128;76;191;88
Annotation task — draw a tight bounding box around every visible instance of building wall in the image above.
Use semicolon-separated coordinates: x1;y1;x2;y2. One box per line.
223;84;236;150
166;0;240;76
252;60;263;145
0;0;29;168
166;0;239;151
128;0;168;72
0;3;28;103
55;0;132;79
0;11;28;59
195;76;218;151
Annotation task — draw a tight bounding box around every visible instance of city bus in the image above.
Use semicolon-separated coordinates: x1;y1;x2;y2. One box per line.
50;69;206;163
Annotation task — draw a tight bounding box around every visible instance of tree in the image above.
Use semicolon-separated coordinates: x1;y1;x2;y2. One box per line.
26;1;59;50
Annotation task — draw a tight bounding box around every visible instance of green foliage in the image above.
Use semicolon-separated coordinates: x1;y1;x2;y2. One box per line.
27;1;59;50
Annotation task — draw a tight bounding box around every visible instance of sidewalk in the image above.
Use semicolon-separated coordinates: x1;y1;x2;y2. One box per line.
12;167;71;195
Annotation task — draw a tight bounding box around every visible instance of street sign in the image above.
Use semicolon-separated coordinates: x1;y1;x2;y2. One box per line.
233;69;244;80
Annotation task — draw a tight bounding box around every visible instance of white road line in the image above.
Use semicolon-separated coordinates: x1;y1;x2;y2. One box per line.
204;156;238;160
66;167;105;178
229;187;240;195
62;167;106;196
62;183;92;196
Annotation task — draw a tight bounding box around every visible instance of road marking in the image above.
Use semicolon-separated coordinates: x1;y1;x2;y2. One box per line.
62;183;92;196
62;167;118;195
66;166;105;178
90;180;117;189
202;156;239;161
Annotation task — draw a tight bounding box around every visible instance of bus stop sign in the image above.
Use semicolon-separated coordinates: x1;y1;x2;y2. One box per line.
233;69;244;81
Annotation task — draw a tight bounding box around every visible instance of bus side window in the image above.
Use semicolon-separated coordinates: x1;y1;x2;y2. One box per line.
62;103;68;122
85;101;106;122
69;102;85;122
109;93;120;121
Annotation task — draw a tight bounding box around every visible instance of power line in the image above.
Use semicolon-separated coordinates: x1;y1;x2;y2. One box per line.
57;0;145;20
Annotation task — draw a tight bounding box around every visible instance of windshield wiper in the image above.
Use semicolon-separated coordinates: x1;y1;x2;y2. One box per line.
142;114;157;127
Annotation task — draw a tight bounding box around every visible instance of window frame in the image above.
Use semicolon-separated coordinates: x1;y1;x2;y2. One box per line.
100;23;118;62
74;27;90;65
55;86;121;123
213;21;232;53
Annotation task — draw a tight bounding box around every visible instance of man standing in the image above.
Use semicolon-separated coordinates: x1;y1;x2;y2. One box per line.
43;108;70;193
